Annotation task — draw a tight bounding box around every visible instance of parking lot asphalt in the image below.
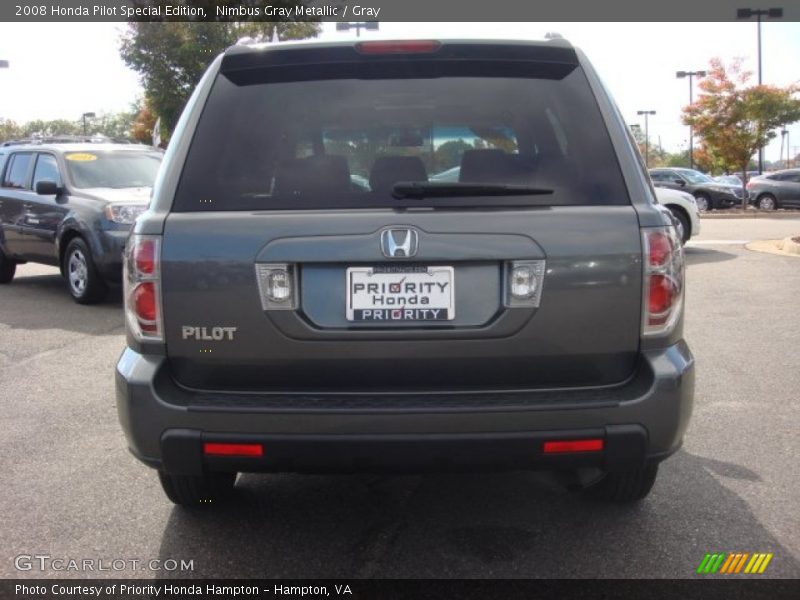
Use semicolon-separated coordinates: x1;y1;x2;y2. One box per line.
1;217;798;579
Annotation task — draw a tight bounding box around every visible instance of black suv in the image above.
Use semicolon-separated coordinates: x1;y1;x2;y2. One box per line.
116;39;694;506
649;167;741;211
0;141;162;302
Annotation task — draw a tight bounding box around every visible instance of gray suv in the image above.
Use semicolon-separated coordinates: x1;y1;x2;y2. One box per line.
116;38;694;506
0;141;161;302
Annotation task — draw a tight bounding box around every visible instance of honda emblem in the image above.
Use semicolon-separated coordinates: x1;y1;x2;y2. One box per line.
380;228;419;258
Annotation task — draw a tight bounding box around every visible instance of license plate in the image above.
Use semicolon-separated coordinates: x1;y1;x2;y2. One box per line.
346;266;455;322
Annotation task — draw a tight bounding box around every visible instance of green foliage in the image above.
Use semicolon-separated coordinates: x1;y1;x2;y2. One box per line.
0;119;23;141
0;111;138;142
119;15;320;133
683;57;800;176
663;150;690;169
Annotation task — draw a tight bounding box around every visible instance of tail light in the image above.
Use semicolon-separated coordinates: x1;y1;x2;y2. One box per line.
124;235;163;341
642;227;684;336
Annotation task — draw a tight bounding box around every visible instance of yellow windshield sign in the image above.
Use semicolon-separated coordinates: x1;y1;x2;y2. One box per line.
65;153;98;162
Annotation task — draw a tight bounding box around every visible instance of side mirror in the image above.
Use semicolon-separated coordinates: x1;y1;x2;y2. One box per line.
674;179;686;187
35;180;60;195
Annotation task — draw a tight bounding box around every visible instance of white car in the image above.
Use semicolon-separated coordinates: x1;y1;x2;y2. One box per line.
655;187;701;244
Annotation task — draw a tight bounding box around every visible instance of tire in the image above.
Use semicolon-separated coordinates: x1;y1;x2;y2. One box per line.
62;237;107;304
0;247;16;283
158;471;237;507
584;463;659;503
668;208;690;245
693;193;711;212
757;194;777;211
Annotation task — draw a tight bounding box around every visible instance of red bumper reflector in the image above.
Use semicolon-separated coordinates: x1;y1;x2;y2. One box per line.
543;439;604;454
203;443;263;457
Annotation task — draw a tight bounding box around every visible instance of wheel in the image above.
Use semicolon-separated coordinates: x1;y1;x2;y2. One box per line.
693;193;711;212
668;208;690;244
62;237;107;304
0;247;16;283
158;471;237;507
757;194;777;211
584;463;659;503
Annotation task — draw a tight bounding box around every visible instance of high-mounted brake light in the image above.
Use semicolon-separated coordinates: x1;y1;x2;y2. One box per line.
355;40;442;55
124;235;163;341
543;439;604;454
642;226;684;336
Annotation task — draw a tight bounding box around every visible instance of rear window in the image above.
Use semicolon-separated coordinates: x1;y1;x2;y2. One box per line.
175;60;629;211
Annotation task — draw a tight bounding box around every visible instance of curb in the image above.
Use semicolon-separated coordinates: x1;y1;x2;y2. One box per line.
745;237;800;257
701;210;800;219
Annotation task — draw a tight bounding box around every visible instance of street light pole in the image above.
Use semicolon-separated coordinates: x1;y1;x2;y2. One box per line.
737;7;784;174
636;110;656;167
81;112;95;136
676;70;707;170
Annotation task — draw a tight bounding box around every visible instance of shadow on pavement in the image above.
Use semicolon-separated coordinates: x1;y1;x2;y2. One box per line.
155;451;798;579
0;272;123;333
684;246;738;266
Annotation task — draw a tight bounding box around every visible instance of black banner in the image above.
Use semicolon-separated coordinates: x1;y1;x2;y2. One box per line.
3;579;800;600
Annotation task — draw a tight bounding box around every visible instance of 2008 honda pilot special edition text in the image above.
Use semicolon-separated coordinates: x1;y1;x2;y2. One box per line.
115;38;694;507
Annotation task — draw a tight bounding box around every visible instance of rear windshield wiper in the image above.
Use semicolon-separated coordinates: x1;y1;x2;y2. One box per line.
392;181;553;200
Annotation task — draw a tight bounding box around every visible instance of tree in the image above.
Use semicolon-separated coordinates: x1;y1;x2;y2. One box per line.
630;124;666;167
120;12;320;135
92;110;138;139
683;57;800;208
0;119;23;141
130;98;159;144
663;149;690;169
0;112;138;142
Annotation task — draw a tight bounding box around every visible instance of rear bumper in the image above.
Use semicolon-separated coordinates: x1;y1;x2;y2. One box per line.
115;341;694;474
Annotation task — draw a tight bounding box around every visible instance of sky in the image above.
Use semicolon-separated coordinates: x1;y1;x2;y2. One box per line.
0;21;799;162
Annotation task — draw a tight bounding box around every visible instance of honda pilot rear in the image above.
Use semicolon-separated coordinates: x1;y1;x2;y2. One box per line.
116;38;694;506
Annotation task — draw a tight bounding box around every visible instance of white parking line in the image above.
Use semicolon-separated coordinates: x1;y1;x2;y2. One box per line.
687;240;750;245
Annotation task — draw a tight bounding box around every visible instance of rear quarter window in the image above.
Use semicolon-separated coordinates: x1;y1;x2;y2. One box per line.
174;56;630;211
2;153;33;189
